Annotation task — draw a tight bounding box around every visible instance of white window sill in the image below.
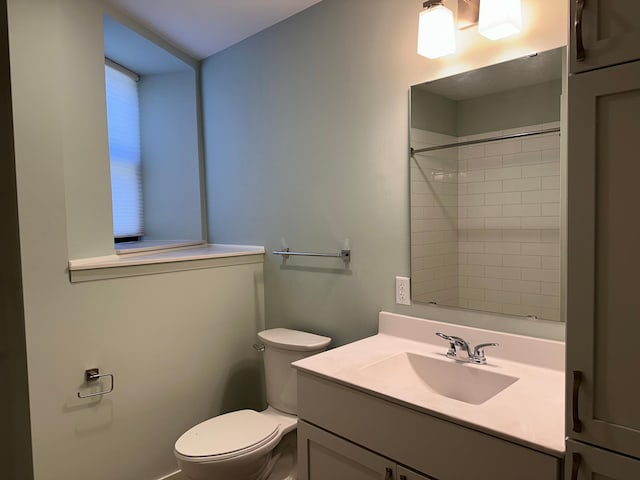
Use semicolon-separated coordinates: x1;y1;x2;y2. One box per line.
68;243;265;283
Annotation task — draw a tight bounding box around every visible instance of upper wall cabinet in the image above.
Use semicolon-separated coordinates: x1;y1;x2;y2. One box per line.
570;0;640;73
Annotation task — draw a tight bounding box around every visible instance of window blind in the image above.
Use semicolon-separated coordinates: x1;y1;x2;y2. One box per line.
105;62;143;238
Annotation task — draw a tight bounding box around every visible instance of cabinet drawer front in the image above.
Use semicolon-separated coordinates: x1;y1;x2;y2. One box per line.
570;0;640;73
566;440;640;479
298;373;560;480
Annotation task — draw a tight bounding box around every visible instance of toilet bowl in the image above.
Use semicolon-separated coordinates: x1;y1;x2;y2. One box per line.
174;328;331;480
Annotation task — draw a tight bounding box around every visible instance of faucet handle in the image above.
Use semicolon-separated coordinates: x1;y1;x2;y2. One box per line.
435;332;457;357
472;343;499;363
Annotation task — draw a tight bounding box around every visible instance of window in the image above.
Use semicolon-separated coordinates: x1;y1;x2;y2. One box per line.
105;61;143;240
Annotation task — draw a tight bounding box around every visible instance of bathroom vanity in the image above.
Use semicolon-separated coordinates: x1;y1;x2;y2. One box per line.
293;312;565;480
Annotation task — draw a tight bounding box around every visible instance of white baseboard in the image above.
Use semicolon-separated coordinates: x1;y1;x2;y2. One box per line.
156;470;185;480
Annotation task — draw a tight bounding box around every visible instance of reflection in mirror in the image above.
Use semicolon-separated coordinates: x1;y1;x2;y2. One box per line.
410;47;565;322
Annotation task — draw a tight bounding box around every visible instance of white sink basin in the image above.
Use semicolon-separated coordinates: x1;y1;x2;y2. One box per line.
359;352;519;405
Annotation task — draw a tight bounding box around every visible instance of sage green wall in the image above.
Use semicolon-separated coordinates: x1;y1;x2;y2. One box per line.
411;80;562;138
8;1;264;479
410;88;457;136
0;0;33;476
457;80;562;136
202;0;567;346
140;71;202;241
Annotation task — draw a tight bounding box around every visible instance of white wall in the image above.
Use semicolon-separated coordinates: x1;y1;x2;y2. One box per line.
7;1;265;479
201;0;568;345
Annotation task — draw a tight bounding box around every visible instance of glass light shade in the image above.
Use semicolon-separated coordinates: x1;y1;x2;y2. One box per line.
417;4;456;59
478;0;522;40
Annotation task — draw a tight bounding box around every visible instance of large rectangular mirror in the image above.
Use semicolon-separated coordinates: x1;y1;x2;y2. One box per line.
410;47;565;322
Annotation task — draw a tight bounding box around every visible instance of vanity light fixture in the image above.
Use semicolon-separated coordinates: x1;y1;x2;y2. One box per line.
417;0;522;59
478;0;522;40
417;0;457;59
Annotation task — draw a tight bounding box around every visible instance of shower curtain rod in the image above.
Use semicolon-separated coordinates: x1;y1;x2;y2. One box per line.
410;127;560;155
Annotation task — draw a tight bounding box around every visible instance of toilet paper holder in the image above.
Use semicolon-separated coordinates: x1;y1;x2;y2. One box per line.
77;368;114;399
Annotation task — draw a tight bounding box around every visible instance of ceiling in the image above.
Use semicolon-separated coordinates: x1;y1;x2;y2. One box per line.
104;0;323;60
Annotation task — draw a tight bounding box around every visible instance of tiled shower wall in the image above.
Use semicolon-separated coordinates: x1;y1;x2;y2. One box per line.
411;123;561;321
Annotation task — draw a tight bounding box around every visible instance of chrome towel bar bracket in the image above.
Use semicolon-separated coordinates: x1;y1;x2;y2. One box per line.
272;247;351;263
77;368;114;399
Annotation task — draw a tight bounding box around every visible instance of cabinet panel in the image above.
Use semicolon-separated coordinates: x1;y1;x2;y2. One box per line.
298;421;395;480
298;372;561;480
566;440;640;479
570;0;640;73
566;60;640;457
398;465;437;480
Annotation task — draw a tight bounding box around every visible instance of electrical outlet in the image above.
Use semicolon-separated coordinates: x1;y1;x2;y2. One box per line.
395;276;411;305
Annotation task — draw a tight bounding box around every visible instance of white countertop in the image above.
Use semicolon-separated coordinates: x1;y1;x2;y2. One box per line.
293;311;565;456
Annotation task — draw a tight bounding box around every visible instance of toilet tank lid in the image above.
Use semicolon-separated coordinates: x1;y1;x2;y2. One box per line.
258;328;331;351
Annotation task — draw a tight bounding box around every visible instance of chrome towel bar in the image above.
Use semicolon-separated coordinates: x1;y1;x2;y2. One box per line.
272;247;351;262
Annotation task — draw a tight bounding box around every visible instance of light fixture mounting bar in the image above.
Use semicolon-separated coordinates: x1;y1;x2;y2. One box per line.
457;0;480;29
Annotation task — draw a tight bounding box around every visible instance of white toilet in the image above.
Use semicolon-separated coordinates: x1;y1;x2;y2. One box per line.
174;328;331;480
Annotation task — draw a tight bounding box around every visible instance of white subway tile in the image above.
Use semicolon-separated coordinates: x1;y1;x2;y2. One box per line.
523;163;560;178
485;167;523;181
522;293;561;309
485;242;521;255
458;218;485;229
459;264;485;276
503;255;542;268
468;276;502;290
485;139;522;156
467;253;503;266
541;148;561;163
522;134;560;152
485;192;522;205
468;205;503;218
542;256;561;269
459;145;485;160
485;217;521;229
503;177;542;192
502;279;541;294
541;203;561;216
460;287;486;300
521;243;560;256
523;189;561;203
503;304;538;317
541;282;561;296
466;156;503;170
485;266;522;280
522;216;560;229
522;268;559;282
467;300;504;312
503;151;542;166
539;308;562;322
486;289;522;305
502;204;542;217
458;170;485;183
467;181;503;194
502;229;541;242
542;176;561;190
459;194;485;206
459;242;484;253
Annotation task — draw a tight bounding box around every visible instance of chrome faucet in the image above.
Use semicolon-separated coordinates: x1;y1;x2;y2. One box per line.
435;333;498;365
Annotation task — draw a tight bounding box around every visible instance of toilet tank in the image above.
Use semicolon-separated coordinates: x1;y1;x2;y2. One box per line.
257;328;331;415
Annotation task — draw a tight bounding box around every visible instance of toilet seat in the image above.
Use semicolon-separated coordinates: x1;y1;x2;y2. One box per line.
175;410;280;462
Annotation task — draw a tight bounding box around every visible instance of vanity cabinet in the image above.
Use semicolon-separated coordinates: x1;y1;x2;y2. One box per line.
298;420;434;480
566;59;640;460
297;372;562;480
569;0;640;73
565;440;640;480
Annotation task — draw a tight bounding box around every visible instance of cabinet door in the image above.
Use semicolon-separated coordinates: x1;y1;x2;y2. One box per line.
567;60;640;458
298;420;396;480
397;465;437;480
566;440;640;479
570;0;640;73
